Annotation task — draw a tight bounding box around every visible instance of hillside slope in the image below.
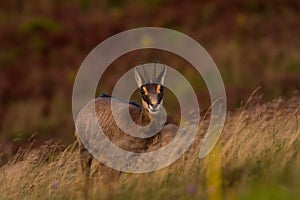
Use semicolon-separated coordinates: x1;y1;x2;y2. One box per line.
0;96;300;199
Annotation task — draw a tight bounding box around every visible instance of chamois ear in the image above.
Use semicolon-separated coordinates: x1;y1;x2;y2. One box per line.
157;65;167;85
134;68;144;87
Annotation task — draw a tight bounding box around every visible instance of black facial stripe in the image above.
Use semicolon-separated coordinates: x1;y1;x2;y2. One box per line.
158;86;164;102
142;94;150;104
159;85;164;93
158;95;163;102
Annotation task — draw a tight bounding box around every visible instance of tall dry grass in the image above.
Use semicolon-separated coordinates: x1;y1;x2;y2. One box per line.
0;96;300;200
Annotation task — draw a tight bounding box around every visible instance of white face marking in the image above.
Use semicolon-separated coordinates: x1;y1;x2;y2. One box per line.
148;104;161;114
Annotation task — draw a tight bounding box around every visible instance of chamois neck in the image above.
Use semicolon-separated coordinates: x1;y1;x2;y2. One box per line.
140;107;151;125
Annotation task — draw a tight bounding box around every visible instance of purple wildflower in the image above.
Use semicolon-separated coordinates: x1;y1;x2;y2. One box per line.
50;181;59;190
187;184;196;194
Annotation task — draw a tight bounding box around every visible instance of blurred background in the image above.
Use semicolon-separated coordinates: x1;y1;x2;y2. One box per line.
0;0;299;158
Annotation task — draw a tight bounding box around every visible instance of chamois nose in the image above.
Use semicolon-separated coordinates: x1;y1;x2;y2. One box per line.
151;104;159;109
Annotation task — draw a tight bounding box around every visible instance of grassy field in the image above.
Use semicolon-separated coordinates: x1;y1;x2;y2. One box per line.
1;96;299;200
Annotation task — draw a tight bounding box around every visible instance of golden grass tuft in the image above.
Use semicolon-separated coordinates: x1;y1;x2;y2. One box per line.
0;96;300;199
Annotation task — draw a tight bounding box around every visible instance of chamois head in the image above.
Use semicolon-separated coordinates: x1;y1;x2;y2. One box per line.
134;61;167;114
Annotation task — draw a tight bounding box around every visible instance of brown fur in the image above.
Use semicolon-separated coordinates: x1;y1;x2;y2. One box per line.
75;97;173;178
76;65;175;179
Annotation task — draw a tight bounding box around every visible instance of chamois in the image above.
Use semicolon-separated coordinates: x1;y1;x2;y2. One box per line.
75;62;178;178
